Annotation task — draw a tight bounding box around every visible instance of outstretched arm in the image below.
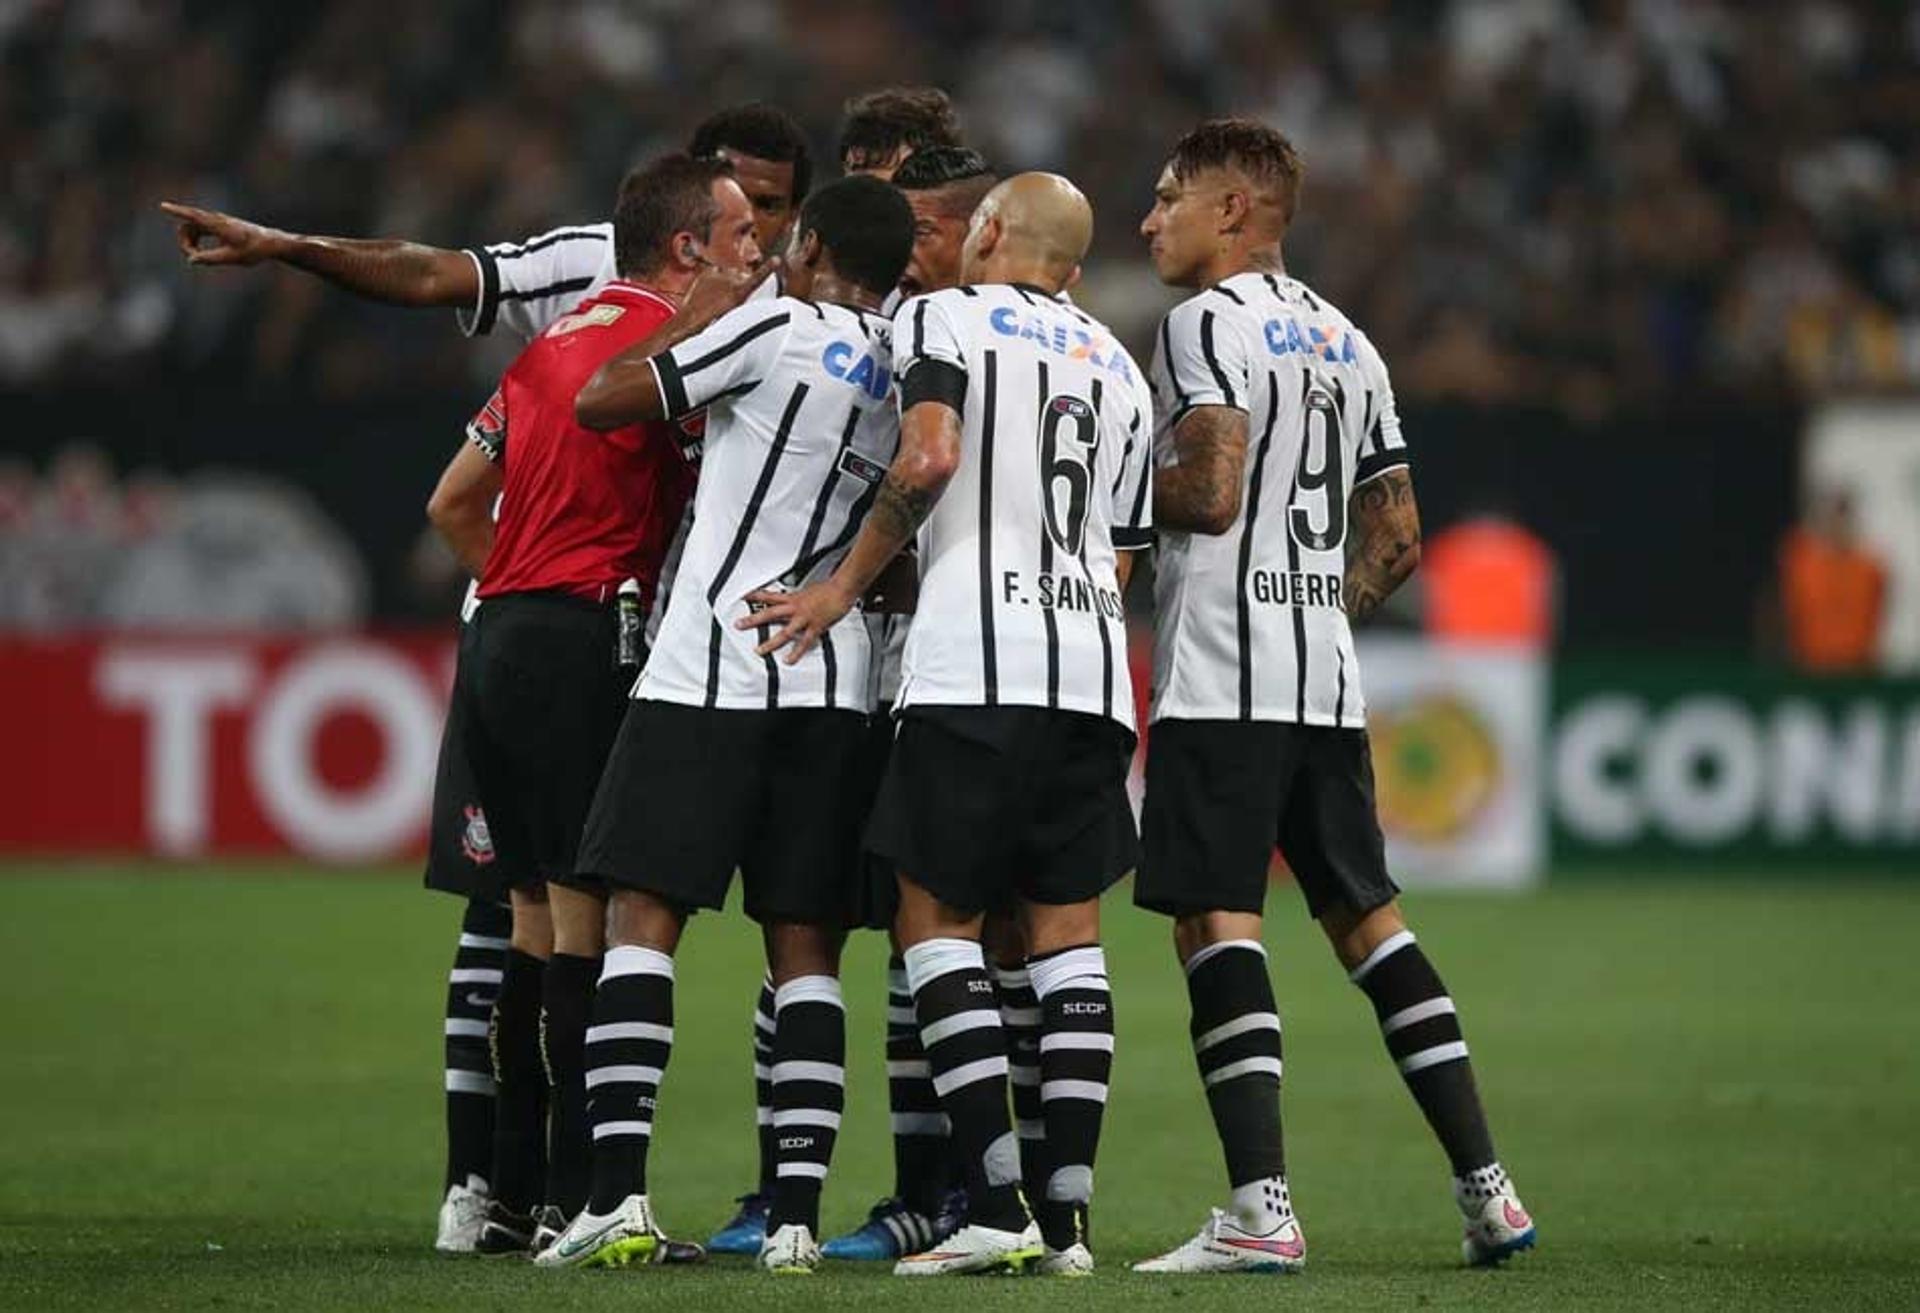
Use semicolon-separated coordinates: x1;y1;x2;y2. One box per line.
1343;466;1421;622
160;203;477;307
1154;405;1247;534
743;399;962;661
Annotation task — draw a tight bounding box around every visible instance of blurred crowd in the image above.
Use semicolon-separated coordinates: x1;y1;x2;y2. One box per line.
3;0;1918;414
0;445;366;630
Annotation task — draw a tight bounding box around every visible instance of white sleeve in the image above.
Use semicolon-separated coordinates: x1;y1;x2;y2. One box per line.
891;294;968;409
457;223;614;341
1351;332;1410;486
1109;369;1155;550
649;300;796;421
1152;295;1253;419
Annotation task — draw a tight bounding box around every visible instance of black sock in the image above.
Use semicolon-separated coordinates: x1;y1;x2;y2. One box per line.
903;938;1027;1233
1351;930;1496;1174
768;976;846;1233
886;956;948;1216
586;946;675;1214
993;964;1049;1223
488;946;549;1215
753;973;776;1197
1028;944;1113;1251
444;901;509;1192
540;951;599;1218
1186;939;1286;1186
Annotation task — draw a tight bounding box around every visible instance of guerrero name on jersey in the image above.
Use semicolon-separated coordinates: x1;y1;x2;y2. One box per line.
1150;271;1410;727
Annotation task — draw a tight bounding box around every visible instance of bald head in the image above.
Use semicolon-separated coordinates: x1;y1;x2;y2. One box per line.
962;171;1092;291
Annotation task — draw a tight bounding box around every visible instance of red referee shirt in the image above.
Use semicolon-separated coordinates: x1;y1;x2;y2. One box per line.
471;281;695;608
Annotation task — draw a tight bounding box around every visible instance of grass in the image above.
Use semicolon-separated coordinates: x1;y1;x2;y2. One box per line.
1;866;1916;1309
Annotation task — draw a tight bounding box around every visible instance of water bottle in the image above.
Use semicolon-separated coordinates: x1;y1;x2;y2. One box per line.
614;578;644;671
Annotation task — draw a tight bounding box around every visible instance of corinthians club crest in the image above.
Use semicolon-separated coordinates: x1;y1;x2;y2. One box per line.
460;805;496;865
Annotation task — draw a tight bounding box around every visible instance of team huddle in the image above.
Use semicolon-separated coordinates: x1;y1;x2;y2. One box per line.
165;88;1534;1278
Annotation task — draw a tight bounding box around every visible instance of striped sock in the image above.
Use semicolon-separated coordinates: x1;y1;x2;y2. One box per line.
488;946;549;1214
1350;931;1496;1175
586;945;674;1214
1028;944;1114;1251
903;938;1027;1233
443;901;508;1192
539;951;600;1217
886;956;948;1216
769;976;846;1232
994;964;1049;1220
1186;939;1286;1189
753;974;776;1196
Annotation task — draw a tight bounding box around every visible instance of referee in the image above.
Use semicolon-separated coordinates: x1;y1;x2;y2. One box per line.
425;151;761;1255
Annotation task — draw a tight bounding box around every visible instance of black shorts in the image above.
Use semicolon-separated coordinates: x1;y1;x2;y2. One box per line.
423;593;630;901
850;710;902;931
575;701;871;927
1136;719;1399;920
866;706;1139;918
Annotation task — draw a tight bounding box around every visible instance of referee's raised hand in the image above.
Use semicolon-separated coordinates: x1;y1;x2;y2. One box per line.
159;202;293;266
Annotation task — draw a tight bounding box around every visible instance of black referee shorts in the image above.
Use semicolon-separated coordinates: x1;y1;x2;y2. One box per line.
423;593;630;902
575;700;872;927
1135;719;1399;921
866;706;1139;918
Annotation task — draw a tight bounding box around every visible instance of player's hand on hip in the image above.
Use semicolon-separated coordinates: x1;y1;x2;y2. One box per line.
159;202;292;266
740;579;855;663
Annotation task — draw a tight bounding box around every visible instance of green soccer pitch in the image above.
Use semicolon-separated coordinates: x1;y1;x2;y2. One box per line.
3;867;1916;1310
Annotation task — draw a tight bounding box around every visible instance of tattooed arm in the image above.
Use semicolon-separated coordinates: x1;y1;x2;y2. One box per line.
743;399;963;660
1154;405;1248;534
1343;466;1421;623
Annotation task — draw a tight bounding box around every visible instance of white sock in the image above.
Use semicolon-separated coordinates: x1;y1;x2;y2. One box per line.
1229;1174;1292;1228
1453;1162;1513;1215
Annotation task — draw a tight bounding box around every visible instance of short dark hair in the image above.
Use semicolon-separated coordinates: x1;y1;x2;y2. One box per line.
800;175;914;296
838;86;962;170
891;146;993;191
688;102;813;203
614;152;735;277
1167;118;1305;225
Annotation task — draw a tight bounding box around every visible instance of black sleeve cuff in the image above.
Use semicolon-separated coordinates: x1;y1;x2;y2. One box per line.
651;354;692;420
900;359;968;416
458;248;500;337
1353;450;1411;487
1112;526;1155;551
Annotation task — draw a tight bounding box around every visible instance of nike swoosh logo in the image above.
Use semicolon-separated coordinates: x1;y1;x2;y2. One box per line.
1219;1234;1305;1260
555;1219;623;1258
465;991;496;1009
1503;1201;1532;1230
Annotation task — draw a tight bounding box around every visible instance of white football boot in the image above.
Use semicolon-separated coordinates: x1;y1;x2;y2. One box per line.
532;1194;663;1268
1462;1189;1536;1267
1035;1241;1094;1276
1132;1207;1306;1274
434;1177;491;1253
758;1223;821;1274
892;1220;1043;1276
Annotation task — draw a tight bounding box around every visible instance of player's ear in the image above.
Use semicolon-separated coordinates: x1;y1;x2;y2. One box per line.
1063;263;1083;292
1219;187;1250;236
799;229;823;269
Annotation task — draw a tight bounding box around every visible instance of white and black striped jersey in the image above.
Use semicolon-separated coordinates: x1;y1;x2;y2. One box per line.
1149;271;1410;727
458;223;616;342
889;284;1154;730
636;296;899;712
